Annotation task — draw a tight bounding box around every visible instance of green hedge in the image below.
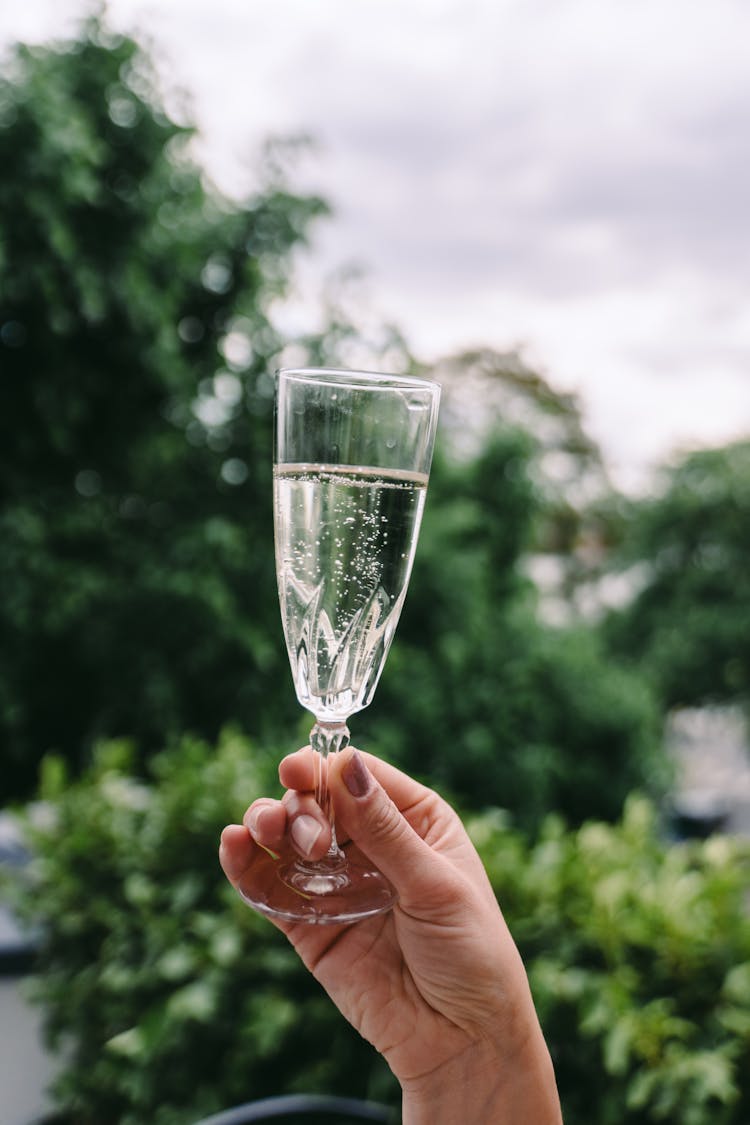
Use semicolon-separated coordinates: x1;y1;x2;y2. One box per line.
473;800;750;1124
6;734;750;1124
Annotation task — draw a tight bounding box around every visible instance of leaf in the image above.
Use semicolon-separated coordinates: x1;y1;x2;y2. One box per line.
106;1026;146;1059
167;980;217;1023
604;1017;633;1076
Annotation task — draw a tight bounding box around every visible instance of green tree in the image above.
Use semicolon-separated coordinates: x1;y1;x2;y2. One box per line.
602;440;750;710
0;19;349;801
0;19;664;833
359;352;664;830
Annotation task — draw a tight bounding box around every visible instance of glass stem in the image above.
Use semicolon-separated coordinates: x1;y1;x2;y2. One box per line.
310;720;349;862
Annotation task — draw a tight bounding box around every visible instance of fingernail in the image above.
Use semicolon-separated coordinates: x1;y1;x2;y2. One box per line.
291;814;323;857
245;807;265;838
218;826;246;880
342;750;371;798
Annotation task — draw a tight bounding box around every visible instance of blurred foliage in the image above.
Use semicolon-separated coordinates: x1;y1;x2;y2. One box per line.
430;347;616;580
0;16;666;832
473;796;750;1125
7;734;398;1124
366;429;666;830
602;440;750;711
6;735;749;1124
0;18;405;803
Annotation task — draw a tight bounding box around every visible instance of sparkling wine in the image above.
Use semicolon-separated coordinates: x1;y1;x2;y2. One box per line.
274;463;428;720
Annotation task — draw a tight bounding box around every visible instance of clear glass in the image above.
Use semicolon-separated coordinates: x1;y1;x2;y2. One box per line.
237;366;440;923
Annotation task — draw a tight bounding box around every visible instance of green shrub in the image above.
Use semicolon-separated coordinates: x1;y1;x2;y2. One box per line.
8;734;397;1124
6;736;749;1124
470;798;750;1124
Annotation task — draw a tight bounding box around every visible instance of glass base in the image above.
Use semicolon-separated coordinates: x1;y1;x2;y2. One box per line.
237;841;397;925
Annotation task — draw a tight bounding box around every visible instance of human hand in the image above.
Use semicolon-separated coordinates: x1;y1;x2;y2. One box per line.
220;747;561;1124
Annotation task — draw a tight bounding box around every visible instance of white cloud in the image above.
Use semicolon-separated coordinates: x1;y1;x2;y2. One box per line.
3;0;749;487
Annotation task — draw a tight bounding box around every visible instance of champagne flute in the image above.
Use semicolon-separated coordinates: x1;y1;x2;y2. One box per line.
238;366;440;924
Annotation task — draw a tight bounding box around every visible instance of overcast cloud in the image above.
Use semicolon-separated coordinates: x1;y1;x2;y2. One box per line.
4;0;749;488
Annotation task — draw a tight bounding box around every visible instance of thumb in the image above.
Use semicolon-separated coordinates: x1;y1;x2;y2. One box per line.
329;748;461;911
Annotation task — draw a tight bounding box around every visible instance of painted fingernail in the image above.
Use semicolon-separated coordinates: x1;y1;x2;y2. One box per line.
291;814;323;857
342;750;371;798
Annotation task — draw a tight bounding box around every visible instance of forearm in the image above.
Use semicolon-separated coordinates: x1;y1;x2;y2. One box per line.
401;1035;562;1125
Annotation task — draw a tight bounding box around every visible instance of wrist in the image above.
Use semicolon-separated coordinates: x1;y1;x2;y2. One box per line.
401;1032;561;1125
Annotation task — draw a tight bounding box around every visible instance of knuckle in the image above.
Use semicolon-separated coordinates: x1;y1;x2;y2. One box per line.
363;792;407;843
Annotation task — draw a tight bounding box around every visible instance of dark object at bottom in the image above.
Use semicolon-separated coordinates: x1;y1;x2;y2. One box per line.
669;792;729;840
192;1093;394;1124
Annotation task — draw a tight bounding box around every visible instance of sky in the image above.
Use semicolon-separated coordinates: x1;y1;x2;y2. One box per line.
3;0;749;490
